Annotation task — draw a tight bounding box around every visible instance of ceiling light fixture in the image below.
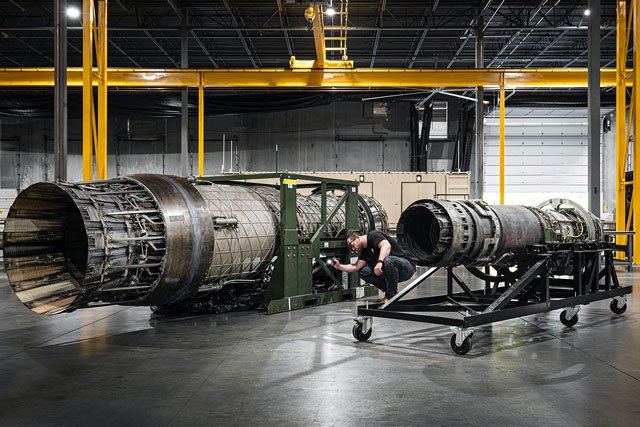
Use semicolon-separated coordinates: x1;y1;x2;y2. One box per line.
66;6;80;19
325;1;336;16
584;9;591;16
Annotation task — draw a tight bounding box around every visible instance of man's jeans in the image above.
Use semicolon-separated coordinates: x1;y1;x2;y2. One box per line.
359;256;416;298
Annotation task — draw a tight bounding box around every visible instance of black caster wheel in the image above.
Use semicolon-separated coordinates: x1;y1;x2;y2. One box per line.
352;323;372;342
610;300;628;315
450;334;472;355
560;310;579;327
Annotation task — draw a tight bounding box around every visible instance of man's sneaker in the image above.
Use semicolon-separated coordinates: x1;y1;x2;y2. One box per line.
376;297;388;304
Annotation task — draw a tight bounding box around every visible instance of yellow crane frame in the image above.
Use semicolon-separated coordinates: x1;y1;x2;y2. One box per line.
616;0;639;263
0;0;637;261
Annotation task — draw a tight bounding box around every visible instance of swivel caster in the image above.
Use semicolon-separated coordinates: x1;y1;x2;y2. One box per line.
560;308;579;327
450;334;472;355
610;297;628;315
352;322;372;342
450;327;473;355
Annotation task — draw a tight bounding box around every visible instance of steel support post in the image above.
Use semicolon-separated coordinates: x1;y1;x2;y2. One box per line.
346;183;360;288
616;0;629;257
82;0;94;180
588;0;601;215
475;16;484;199
198;80;204;176
181;9;189;177
499;75;505;204
54;0;68;182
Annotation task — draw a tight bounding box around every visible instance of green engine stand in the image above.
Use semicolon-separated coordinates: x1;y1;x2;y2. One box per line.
201;173;377;314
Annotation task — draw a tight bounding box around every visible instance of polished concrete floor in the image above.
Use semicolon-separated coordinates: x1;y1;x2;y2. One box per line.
1;265;639;427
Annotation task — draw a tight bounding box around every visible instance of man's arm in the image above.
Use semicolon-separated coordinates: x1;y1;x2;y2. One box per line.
374;240;392;276
332;258;367;273
377;240;391;262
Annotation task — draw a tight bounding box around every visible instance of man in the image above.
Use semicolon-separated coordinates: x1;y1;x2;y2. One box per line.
332;230;416;300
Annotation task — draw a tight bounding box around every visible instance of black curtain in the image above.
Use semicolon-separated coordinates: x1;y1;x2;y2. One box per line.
419;102;433;171
409;105;419;171
0;90;354;118
451;102;475;172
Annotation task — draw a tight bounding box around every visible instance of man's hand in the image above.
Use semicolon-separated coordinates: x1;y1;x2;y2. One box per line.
374;261;383;276
331;257;342;269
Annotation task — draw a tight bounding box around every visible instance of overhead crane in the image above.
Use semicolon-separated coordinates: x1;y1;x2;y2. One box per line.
0;0;638;264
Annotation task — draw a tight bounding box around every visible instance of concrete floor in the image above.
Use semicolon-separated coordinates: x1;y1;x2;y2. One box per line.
1;265;639;427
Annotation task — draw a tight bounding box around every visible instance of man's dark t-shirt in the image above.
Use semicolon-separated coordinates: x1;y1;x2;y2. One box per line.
358;230;409;269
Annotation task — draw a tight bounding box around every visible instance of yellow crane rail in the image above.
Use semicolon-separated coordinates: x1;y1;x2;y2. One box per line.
0;67;627;88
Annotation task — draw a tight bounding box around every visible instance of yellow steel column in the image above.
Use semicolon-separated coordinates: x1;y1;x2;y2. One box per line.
634;0;640;263
627;9;636;236
82;0;94;180
312;4;326;68
96;0;107;180
617;0;628;256
499;75;505;204
625;89;635;233
198;79;204;177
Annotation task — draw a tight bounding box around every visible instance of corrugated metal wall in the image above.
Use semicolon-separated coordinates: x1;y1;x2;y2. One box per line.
2;104;618;218
0;101;412;189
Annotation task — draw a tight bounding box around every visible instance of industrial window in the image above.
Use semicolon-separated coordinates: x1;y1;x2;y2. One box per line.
430;101;448;140
372;101;388;118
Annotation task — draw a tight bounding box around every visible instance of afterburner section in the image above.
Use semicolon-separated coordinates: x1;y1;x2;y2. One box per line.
3;178;172;314
3;183;87;315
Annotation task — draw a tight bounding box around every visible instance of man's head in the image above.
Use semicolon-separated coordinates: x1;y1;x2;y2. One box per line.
346;231;365;251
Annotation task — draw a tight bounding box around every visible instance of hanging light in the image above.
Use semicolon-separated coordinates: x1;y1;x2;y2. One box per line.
325;1;336;16
66;6;80;19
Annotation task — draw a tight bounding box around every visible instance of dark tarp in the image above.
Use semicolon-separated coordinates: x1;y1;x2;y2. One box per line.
0;89;616;119
0;90;362;118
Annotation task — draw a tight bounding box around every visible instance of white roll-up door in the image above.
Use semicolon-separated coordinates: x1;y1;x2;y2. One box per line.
484;108;590;208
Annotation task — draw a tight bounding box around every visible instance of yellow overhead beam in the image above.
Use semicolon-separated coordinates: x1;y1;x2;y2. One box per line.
288;58;355;69
0;67;627;88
